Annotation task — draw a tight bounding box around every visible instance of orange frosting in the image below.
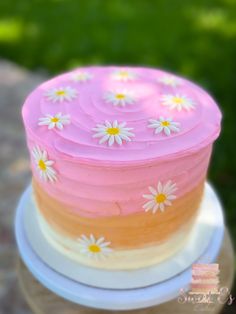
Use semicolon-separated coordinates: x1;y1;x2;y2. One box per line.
32;178;204;249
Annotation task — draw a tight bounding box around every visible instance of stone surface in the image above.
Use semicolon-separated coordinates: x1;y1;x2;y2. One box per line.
0;59;45;314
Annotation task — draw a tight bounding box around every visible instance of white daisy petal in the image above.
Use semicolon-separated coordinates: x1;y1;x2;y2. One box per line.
45;160;54;166
42;150;47;160
153;203;159;212
96;237;105;245
99;134;110;144
38;119;51;126
166;184;177;194
148;186;157;195
118;121;127;128
164;127;171;136
142;194;154;200
89;235;94;243
115;135;122;145
158;75;181;87
99;241;111;248
108;135;115;146
71;71;93;82
164;200;172;206
92;131;107;138
105;120;112;128
81;234;91;243
57;122;64;130
169;125;180;132
155;126;164;134
121;130;135;136
118;134;132;141
158;182;164;194
159;203;165;212
143;200;155;209
163;180;175;193
149;119;160;124
46;166;56;175
167;195;177;200
77;234;113;259
48;122;55;129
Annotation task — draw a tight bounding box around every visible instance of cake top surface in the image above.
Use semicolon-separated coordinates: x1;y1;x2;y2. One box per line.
22;66;221;165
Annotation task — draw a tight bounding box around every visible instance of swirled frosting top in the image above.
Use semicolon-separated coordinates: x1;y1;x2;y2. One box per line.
22;66;221;165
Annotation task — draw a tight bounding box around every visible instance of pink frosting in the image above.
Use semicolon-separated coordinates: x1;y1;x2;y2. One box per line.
22;66;221;217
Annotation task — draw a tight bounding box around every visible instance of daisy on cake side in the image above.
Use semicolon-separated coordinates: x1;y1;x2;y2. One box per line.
77;234;113;260
31;146;57;182
143;181;177;213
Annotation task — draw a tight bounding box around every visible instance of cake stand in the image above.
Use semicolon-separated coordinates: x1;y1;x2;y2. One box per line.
15;183;225;310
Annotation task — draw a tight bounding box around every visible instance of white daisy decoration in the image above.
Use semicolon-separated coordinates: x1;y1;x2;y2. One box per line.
44;86;77;103
148;116;180;136
104;89;135;107
32;146;57;182
38;113;70;130
111;69;137;81
160;94;195;111
158;75;181;87
92;120;135;146
143;181;177;213
71;71;93;82
77;234;113;260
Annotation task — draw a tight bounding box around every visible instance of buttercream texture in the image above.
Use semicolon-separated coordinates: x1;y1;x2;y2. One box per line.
22;66;221;269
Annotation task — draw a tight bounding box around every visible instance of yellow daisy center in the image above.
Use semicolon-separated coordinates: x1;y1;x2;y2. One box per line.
120;71;128;77
56;90;66;96
166;78;174;83
107;127;120;135
173;97;183;104
51;117;59;123
38;159;47;171
115;93;126;100
161;121;170;127
89;244;101;253
155;193;166;203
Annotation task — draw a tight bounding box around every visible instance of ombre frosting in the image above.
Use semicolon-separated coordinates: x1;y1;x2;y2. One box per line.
22;66;222;270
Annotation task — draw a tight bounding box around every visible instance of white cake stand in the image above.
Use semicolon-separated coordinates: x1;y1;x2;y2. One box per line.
15;183;224;310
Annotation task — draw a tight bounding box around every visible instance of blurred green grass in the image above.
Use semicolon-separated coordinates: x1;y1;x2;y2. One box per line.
0;0;235;258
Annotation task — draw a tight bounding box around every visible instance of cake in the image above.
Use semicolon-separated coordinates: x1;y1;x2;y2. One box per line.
22;66;221;271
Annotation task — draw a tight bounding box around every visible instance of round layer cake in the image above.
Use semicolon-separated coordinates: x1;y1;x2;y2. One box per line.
22;66;221;270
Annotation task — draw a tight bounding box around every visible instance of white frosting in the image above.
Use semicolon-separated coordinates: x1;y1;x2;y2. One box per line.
36;206;193;270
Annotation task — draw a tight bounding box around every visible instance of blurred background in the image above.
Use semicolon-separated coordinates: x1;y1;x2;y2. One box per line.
0;0;235;313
